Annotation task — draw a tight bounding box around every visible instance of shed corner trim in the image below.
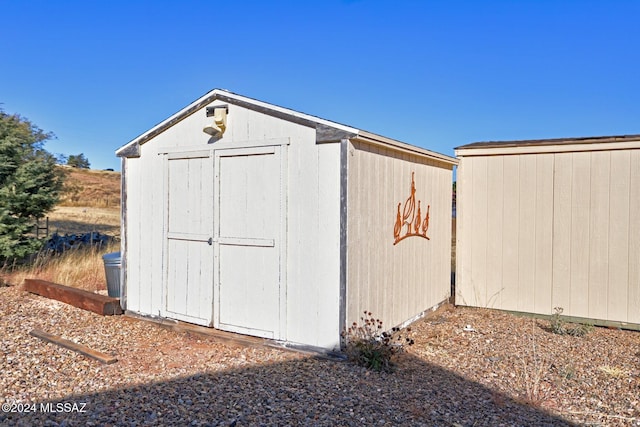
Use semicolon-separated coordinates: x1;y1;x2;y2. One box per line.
316;123;357;143
116;142;141;158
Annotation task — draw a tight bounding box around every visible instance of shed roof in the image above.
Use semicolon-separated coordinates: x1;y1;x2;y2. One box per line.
115;89;458;165
455;134;640;156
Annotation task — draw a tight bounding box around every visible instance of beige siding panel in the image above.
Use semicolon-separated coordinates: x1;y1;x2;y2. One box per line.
362;147;376;313
534;154;554;314
399;152;411;319
569;152;591;318
456;158;474;306
380;147;393;323
434;163;451;305
551;153;573;312
346;142;363;322
346;141;363;321
629;150;640;324
456;144;640;328
470;157;488;307
588;151;610;320
518;155;536;313
500;155;520;311
413;155;427;314
434;160;449;305
390;149;404;323
429;162;439;306
486;156;504;308
608;150;630;322
347;140;452;330
377;146;393;323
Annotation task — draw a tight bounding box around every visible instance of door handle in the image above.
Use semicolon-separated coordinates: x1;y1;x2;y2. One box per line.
208;237;213;245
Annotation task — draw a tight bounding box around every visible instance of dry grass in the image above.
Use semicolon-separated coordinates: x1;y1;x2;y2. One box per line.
1;242;119;291
598;365;629;378
58;166;120;208
36;166;121;236
45;206;120;237
517;320;551;406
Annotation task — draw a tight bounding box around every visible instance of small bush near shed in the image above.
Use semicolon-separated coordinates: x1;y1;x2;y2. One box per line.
342;311;414;372
550;307;593;337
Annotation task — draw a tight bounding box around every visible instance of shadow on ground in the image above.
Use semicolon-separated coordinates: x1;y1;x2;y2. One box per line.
2;352;574;426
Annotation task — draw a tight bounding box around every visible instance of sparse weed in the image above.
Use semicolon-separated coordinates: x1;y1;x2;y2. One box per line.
550;307;592;337
598;365;627;378
518;321;551;406
342;311;414;372
520;354;550;405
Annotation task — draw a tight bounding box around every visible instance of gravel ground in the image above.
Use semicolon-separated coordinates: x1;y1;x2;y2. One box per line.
1;285;639;426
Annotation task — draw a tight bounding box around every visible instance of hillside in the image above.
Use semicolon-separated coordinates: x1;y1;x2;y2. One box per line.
41;167;122;237
58;166;121;208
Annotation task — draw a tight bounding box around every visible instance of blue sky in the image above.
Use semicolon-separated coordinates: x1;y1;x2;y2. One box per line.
1;0;639;171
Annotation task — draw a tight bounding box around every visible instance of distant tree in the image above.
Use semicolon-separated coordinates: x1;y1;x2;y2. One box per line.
67;153;90;169
0;109;64;260
55;153;68;165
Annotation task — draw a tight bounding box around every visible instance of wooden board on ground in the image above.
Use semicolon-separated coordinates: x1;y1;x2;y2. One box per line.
29;329;117;364
125;311;267;348
23;279;123;315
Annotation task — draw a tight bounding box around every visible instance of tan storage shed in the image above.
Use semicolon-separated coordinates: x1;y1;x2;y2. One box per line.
116;89;457;351
455;135;640;329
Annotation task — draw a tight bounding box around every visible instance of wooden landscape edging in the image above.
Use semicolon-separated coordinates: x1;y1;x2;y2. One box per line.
23;279;123;315
29;329;117;364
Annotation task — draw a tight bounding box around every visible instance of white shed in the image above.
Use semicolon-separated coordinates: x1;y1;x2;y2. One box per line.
116;89;457;351
455;135;640;329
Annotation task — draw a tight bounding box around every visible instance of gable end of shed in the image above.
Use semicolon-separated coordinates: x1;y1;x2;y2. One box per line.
116;89;360;158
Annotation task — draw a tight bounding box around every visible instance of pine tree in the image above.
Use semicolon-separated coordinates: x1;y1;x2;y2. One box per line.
67;153;90;169
0;110;64;260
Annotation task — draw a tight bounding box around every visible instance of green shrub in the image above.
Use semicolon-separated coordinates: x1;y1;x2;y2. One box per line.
550;307;592;337
0;109;63;261
341;311;414;372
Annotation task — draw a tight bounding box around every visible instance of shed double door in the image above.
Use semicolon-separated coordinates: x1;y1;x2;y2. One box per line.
163;146;285;338
213;146;285;339
164;151;215;326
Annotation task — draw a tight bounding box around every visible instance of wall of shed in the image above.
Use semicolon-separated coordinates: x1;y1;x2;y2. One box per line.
456;148;640;326
122;101;342;349
346;140;453;331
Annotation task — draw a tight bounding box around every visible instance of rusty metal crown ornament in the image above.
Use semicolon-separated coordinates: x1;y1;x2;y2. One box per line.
393;172;430;245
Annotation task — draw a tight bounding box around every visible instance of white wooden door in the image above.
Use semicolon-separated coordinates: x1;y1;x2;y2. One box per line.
164;151;214;326
214;146;285;339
